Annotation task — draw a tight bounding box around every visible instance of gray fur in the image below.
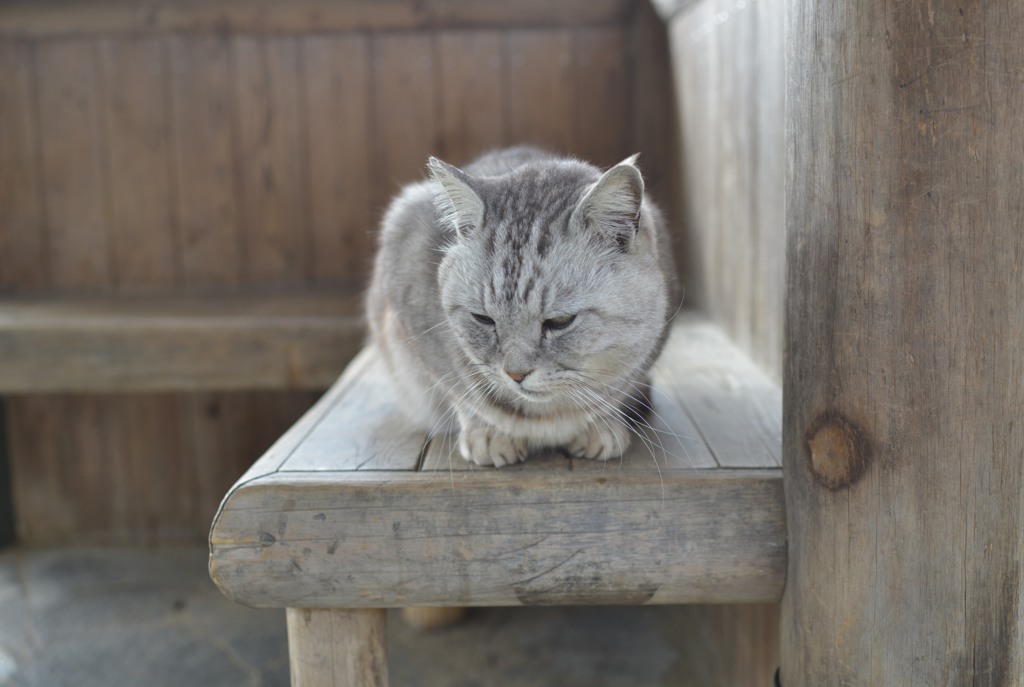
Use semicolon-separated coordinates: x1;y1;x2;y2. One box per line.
366;146;677;467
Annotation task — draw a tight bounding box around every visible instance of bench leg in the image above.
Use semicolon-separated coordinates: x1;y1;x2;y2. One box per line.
286;608;388;687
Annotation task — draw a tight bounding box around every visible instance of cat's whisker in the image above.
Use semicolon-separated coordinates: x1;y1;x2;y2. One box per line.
427;372;490;443
568;368;699;446
400;319;449;345
663;287;687;325
568;384;666;501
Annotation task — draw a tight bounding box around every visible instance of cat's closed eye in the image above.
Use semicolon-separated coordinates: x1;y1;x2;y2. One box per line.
471;313;495;326
543;314;576;331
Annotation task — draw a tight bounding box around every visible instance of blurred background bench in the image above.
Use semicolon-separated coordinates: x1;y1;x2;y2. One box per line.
0;0;688;545
0;0;783;681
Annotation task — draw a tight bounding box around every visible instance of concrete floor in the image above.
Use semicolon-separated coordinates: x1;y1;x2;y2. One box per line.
0;547;775;687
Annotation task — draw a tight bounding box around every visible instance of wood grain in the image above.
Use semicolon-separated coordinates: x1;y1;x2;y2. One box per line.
665;603;780;686
287;608;388;687
629;3;681;272
279;355;425;472
0;40;46;292
232;36;309;287
574;28;629;169
0;0;636;36
751;0;785;382
126;394;194;541
170;35;241;290
436;31;507;165
189;392;254;533
657;314;781;468
783;0;1024;683
35;39;113;292
212;468;784;609
100;37;179;293
5;397;75;541
371;34;437;209
225;347;378;488
302;35;374;286
506;30;575;154
667;0;785;380
6;388;322;544
0;293;363;392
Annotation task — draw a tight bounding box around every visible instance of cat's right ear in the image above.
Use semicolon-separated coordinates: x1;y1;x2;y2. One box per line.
427;157;484;239
571;155;644;251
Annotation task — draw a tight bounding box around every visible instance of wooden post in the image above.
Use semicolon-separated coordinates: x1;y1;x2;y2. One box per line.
783;0;1024;684
286;608;388;687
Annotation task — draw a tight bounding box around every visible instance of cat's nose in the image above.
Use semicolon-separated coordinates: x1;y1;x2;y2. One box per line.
505;369;533;384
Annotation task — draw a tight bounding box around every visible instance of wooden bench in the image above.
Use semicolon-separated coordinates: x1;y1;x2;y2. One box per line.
0;292;362;393
208;312;784;685
0;291;364;545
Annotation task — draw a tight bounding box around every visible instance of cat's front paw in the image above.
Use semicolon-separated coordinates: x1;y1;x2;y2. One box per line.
568;420;632;461
459;426;528;468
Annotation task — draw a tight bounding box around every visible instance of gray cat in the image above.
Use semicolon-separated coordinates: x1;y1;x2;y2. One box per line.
367;147;676;467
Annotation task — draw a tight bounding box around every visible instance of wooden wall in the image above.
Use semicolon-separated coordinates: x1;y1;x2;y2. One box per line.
0;1;677;543
663;0;785;381
0;27;664;297
659;0;785;681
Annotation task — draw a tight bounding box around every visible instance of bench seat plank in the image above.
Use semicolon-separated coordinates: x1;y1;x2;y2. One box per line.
278;355;426;472
0;293;362;392
209;314;785;609
210;467;784;608
655;313;783;468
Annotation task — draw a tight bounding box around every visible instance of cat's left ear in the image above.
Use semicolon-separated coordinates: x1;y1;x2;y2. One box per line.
427;157;484;239
572;154;644;250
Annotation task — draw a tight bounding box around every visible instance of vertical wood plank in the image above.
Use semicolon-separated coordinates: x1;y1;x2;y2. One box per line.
751;0;785;381
629;3;677;208
64;396;115;537
669;5;715;320
102;396;142;543
783;0;1024;683
506;30;574;154
232;36;309;287
287;608;388;687
6;397;75;542
372;33;437;208
704;0;754;358
111;395;185;540
100;37;179;293
436;31;506;165
302;35;374;286
574;28;629;169
667;0;784;381
170;35;241;291
190;393;251;533
664;604;780;686
193;391;317;535
0;40;47;292
35;39;113;292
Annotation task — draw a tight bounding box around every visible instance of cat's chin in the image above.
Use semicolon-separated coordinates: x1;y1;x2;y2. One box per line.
516;391;558;408
495;386;561;412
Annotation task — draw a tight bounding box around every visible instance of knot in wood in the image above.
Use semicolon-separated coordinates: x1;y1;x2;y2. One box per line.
805;412;870;490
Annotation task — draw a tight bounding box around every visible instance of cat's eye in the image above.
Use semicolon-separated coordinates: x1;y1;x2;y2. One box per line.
543;314;576;331
472;313;495;326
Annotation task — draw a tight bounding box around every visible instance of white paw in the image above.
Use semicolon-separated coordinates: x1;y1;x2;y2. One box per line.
567;420;632;461
459;425;528;468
